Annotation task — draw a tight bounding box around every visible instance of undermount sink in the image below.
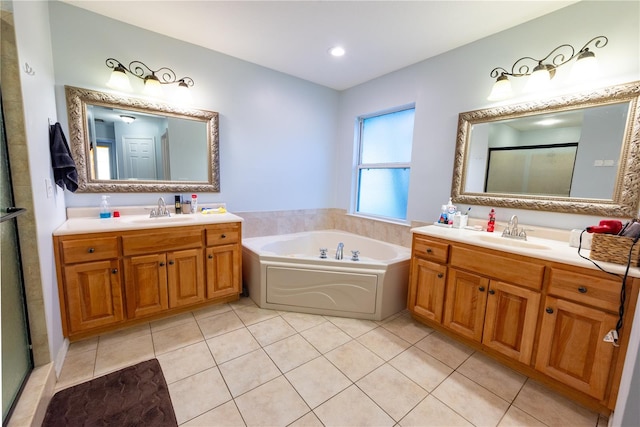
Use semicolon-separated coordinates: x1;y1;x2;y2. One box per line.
473;234;551;250
125;215;197;225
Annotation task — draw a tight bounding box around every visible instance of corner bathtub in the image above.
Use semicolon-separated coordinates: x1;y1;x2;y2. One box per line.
242;230;410;321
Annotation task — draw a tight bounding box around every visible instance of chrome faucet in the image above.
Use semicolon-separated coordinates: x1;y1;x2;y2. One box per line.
149;197;171;218
335;242;344;260
502;215;526;240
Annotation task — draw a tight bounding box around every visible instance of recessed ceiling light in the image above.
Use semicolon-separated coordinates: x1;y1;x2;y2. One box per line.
328;46;345;57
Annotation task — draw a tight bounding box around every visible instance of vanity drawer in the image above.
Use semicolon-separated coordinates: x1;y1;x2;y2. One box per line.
413;235;449;263
61;236;119;263
206;223;240;246
450;246;544;290
122;228;203;256
548;268;621;312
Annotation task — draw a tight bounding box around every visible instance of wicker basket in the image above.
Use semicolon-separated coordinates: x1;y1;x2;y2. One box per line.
589;233;640;266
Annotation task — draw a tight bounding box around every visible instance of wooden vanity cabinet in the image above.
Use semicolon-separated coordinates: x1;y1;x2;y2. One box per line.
54;234;125;335
408;232;639;412
535;267;621;400
407;236;449;323
205;223;242;299
443;256;541;364
122;228;205;319
54;221;242;339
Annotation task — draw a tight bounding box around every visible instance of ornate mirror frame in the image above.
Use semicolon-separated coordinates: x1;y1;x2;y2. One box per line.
65;86;220;193
451;81;640;217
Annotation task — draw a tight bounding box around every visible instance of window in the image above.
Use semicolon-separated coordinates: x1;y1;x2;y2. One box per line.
355;106;414;221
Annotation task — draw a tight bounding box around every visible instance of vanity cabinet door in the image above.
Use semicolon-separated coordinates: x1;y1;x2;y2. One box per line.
444;269;489;341
408;258;447;323
206;244;241;299
482;280;540;364
535;296;617;400
63;260;124;333
124;253;169;319
167;249;205;308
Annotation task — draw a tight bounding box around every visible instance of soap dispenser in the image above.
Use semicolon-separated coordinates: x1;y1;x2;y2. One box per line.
99;195;111;219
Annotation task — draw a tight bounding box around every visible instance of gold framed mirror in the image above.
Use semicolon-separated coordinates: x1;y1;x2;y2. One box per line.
452;81;640;216
65;86;219;193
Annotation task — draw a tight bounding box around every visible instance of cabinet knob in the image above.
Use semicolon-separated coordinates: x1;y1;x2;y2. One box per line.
426;248;433;254
169;260;175;265
437;273;444;278
88;248;95;253
578;286;587;294
208;254;214;259
159;262;165;267
546;307;554;314
478;286;485;292
221;234;227;239
488;289;495;295
111;268;118;274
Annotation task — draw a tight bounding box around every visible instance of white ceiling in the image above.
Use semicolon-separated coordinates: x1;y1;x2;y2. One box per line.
61;0;578;91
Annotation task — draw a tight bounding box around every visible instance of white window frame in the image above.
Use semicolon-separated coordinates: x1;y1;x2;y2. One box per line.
352;104;414;223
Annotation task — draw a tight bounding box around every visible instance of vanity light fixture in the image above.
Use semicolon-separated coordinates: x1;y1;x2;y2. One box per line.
487;36;608;101
105;58;195;98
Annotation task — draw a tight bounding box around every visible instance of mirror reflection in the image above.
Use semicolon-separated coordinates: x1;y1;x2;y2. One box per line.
466;103;629;199
452;81;640;216
65;86;220;193
87;105;209;182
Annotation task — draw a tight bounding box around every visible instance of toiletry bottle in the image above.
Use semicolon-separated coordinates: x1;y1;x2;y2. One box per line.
446;197;457;224
99;195;111;219
438;205;448;224
191;194;198;213
487;209;496;232
175;195;182;214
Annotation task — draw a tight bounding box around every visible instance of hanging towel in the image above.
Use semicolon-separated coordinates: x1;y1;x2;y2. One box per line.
49;122;78;192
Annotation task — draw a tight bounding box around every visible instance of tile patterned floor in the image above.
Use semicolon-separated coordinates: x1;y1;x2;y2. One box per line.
56;298;608;427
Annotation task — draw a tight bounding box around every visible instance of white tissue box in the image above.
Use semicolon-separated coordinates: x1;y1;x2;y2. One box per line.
569;229;593;249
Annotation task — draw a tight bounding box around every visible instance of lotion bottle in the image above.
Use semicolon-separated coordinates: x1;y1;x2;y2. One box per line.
191;194;198;213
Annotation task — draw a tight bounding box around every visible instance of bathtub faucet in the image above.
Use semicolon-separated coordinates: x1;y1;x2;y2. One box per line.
335;242;344;260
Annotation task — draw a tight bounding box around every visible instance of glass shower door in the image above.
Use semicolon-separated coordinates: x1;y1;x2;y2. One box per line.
0;88;33;423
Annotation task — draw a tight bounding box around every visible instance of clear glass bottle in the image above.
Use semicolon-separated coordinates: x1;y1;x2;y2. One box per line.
99;195;111;218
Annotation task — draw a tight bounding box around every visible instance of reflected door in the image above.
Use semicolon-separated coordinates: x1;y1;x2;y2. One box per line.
0;88;33;422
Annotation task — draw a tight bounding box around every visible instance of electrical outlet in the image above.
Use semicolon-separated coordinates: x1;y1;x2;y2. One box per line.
593;160;604;167
603;330;618;343
603;159;615;167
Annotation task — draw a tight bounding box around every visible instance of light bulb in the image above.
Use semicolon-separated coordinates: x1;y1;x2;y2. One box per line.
106;64;131;91
487;74;513;101
144;74;163;97
571;49;598;82
525;63;552;93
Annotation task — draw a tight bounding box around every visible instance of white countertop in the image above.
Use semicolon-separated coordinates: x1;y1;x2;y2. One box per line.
53;212;244;236
412;225;640;278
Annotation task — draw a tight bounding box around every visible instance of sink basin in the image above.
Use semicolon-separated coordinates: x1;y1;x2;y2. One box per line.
125;215;197;225
473;234;551;250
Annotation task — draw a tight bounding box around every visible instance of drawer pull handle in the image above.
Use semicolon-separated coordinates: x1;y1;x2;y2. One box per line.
111;268;118;274
88;248;95;253
169;260;175;265
159;262;165;267
478;286;485;292
546;307;554;314
437;273;444;278
208;254;214;259
221;234;227;239
488;289;495;295
578;286;587;293
426;248;433;254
